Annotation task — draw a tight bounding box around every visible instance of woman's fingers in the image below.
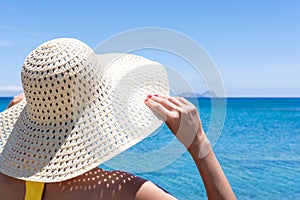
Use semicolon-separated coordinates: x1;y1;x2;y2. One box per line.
144;98;172;121
168;97;182;107
7;93;25;109
176;97;190;105
150;96;182;112
153;95;190;107
154;95;182;107
144;94;194;121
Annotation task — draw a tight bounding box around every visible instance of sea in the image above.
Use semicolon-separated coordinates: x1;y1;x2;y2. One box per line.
0;97;299;199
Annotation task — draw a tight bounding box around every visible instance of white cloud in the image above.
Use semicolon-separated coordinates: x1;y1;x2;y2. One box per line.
0;85;23;97
0;85;22;91
0;25;14;31
0;40;16;47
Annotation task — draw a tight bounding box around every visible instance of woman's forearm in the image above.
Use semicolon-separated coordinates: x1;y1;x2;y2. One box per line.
188;131;236;200
144;95;235;199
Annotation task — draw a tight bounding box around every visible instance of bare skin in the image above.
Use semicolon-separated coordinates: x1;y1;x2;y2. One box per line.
144;95;236;200
0;94;236;200
6;93;25;109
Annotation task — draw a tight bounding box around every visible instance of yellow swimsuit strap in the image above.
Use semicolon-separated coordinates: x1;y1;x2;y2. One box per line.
25;181;45;200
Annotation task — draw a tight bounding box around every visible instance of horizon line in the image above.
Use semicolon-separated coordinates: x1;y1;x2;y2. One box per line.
0;96;299;98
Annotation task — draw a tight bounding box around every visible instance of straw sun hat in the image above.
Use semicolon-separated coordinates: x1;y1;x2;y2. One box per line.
0;38;169;182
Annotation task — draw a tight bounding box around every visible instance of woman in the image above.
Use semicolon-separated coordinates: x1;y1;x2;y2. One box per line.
0;38;235;199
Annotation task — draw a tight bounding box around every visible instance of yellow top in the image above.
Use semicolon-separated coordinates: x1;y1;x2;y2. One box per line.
25;181;45;200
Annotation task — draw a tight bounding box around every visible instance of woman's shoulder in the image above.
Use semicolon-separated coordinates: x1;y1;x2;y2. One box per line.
100;169;176;200
45;167;149;200
0;172;25;199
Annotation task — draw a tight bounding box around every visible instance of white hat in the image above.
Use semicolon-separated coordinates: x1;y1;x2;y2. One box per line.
0;38;169;182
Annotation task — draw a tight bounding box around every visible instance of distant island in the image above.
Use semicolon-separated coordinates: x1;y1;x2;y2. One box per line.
178;90;218;98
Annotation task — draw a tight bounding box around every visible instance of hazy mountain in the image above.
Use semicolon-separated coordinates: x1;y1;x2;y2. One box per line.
178;90;218;97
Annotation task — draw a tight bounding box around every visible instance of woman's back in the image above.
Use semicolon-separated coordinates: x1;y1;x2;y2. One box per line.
0;168;148;200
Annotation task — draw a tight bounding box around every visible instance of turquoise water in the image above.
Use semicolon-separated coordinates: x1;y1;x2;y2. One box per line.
1;98;299;199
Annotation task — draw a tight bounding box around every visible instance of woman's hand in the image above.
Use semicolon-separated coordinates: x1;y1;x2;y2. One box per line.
144;94;210;157
7;93;25;109
145;95;236;199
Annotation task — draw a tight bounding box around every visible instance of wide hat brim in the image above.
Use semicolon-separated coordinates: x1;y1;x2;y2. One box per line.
0;53;169;182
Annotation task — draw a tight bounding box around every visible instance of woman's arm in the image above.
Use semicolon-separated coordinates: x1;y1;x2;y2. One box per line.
135;181;177;200
6;93;25;109
144;95;236;200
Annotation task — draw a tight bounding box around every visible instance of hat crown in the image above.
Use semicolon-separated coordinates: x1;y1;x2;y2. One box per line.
21;38;100;123
0;38;169;182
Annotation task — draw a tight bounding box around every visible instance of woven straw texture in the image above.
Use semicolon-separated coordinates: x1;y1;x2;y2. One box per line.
0;38;169;182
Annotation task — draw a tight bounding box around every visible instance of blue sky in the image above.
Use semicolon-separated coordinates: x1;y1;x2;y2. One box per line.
0;0;299;97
